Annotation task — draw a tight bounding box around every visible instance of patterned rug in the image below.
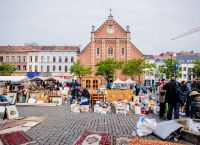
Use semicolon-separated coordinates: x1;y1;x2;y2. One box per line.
128;138;185;145
0;120;27;131
110;136;131;145
0;131;33;145
74;131;109;145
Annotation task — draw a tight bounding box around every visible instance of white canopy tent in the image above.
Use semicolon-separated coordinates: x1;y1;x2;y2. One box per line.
30;76;65;83
30;76;47;81
113;79;125;84
125;79;135;84
0;76;29;82
45;77;65;83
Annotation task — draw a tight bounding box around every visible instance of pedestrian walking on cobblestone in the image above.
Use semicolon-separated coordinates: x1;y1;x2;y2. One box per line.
163;77;182;120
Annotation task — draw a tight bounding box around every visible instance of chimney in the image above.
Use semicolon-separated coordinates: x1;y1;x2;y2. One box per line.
126;26;130;32
91;26;95;32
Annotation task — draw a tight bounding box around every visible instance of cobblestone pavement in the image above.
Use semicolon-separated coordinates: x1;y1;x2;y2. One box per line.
17;105;168;145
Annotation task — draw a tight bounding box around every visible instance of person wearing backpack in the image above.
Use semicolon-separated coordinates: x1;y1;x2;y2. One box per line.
163;77;182;120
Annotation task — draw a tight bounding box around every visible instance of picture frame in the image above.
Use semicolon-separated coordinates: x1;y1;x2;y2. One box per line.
0;106;6;120
5;93;17;105
6;105;19;119
52;97;62;105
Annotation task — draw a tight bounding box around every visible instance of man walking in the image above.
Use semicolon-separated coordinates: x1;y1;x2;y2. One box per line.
163;77;182;120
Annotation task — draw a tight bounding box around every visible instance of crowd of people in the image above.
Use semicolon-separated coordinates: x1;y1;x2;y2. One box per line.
129;77;200;120
157;77;200;120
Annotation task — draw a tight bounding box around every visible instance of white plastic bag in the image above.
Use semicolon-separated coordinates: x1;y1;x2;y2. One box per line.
187;119;199;132
135;116;157;137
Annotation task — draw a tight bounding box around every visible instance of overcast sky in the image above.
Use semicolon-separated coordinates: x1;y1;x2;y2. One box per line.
0;0;200;54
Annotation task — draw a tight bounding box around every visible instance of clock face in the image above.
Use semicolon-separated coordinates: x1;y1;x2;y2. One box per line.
107;25;114;34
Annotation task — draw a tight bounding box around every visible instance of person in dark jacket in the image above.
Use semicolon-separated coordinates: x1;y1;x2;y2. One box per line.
163;77;182;120
186;78;200;118
82;87;90;99
73;80;79;88
135;83;140;96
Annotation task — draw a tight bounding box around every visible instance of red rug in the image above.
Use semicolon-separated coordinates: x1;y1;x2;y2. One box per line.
74;131;109;145
0;120;27;131
0;131;33;145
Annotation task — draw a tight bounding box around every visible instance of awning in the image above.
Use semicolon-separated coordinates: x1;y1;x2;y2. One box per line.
45;77;65;82
0;76;29;82
113;79;125;84
30;76;48;81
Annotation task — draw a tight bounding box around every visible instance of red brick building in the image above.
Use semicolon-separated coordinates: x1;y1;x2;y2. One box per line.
78;14;144;87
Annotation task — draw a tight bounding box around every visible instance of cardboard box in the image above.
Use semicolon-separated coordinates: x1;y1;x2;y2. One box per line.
94;106;102;113
80;105;89;113
134;106;141;115
101;107;111;114
71;104;80;113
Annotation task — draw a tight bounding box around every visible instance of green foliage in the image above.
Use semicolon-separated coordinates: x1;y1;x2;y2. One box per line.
159;59;181;79
157;65;165;78
95;58;123;83
0;63;16;76
70;60;92;80
122;58;155;79
193;60;200;77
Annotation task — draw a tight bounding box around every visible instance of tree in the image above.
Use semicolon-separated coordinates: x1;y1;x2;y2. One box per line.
193;60;200;77
122;58;155;82
0;63;16;76
95;58;123;83
159;59;181;79
70;60;92;82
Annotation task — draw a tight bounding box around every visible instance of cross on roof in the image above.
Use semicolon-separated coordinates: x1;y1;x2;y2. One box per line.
109;8;113;17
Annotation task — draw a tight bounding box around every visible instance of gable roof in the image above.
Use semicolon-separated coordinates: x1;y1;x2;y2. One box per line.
94;17;127;34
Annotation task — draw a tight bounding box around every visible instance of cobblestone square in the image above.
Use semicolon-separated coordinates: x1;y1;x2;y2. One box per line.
17;105;160;145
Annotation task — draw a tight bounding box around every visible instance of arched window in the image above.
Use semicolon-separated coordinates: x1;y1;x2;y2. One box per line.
122;48;125;55
71;56;74;62
108;47;113;55
96;48;100;56
65;56;68;62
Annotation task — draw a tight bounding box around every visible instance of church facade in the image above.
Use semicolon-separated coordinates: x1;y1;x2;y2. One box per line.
78;14;144;87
